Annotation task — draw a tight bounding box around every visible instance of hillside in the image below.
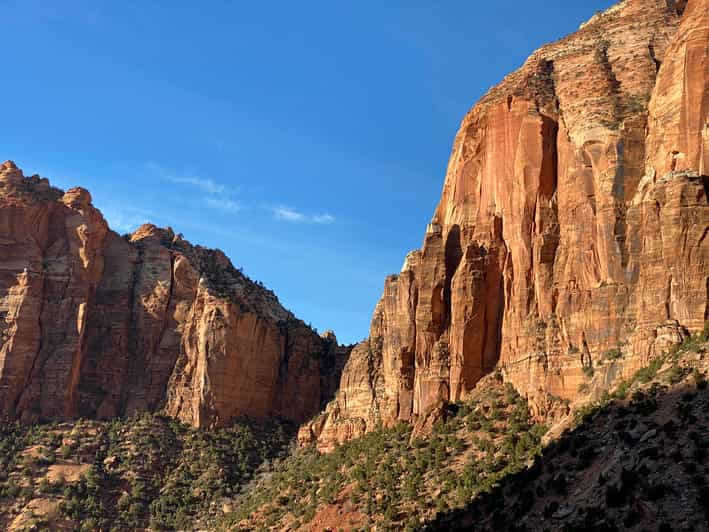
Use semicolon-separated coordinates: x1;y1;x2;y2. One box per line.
0;415;294;530
430;328;709;531
226;328;709;531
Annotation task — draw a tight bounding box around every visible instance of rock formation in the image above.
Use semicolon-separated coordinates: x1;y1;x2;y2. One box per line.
0;161;348;427
300;0;709;451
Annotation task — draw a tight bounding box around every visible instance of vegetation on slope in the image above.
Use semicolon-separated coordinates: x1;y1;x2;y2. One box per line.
227;325;709;531
0;416;293;531
428;326;709;531
224;377;547;530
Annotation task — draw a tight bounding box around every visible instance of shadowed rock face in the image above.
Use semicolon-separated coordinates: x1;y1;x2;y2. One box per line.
300;0;709;451
0;161;349;427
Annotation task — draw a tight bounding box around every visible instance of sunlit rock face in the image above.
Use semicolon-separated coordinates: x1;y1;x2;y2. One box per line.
0;160;348;427
301;0;709;450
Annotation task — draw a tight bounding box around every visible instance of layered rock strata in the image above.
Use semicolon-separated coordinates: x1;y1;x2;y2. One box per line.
300;0;709;451
0;161;348;427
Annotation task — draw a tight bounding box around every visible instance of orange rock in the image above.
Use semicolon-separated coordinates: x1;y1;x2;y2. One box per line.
645;0;708;176
0;166;348;426
303;0;709;450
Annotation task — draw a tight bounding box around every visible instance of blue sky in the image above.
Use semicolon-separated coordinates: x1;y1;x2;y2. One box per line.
2;0;615;344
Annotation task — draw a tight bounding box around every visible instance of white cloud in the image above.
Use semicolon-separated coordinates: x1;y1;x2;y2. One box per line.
147;162;225;195
164;175;225;195
146;163;335;225
312;213;335;224
205;197;241;212
271;206;335;224
273;206;307;222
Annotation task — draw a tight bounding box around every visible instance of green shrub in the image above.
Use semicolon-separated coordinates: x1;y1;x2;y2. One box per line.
693;369;707;390
4;480;21;498
603;348;622;361
701;321;709;341
38;477;51;493
668;364;688;385
614;380;630;400
635;356;664;383
630;390;657;414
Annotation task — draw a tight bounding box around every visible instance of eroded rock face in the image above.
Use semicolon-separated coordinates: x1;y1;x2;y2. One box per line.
302;0;709;449
0;162;348;427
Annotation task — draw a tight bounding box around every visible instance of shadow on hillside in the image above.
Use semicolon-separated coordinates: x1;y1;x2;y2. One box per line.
422;383;709;532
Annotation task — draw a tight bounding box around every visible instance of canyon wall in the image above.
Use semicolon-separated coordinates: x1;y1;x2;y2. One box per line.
300;0;709;451
0;162;348;427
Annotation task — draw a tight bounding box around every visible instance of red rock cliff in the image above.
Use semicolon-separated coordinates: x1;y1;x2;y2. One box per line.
0;161;348;427
300;0;709;451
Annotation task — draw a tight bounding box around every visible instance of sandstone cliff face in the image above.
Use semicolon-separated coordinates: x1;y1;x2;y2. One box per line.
0;161;348;427
301;0;709;451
